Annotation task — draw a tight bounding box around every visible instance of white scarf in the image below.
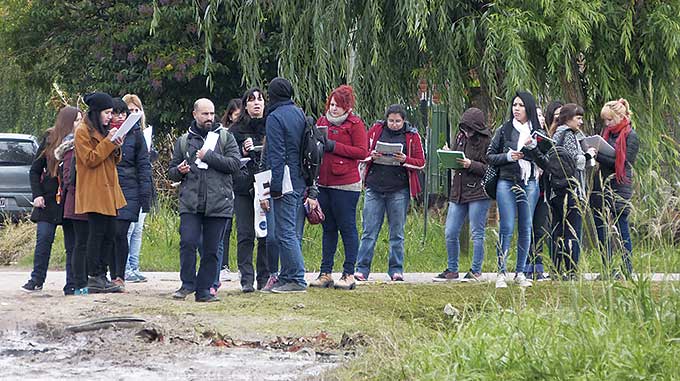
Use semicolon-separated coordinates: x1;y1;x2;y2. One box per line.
512;118;532;184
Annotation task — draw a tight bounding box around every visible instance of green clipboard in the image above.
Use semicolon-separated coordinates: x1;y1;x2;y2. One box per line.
437;149;466;169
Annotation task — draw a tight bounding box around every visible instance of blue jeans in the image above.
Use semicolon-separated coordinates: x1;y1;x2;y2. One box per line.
318;188;360;275
179;213;226;299
213;218;232;288
444;199;490;274
30;220;75;292
126;211;147;273
496;179;539;273
593;200;633;275
273;190;306;286
356;187;410;277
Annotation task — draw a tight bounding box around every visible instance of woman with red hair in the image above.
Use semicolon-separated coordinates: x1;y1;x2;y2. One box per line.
309;85;368;290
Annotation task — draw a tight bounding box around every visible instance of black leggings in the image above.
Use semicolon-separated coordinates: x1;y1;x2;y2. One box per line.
114;220;132;280
71;219;89;288
87;213;117;277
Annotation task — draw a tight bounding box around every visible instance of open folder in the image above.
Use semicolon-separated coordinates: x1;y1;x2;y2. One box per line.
437;150;466;169
110;113;142;141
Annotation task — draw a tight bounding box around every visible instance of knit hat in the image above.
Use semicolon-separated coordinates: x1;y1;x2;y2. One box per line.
268;77;293;106
84;92;114;112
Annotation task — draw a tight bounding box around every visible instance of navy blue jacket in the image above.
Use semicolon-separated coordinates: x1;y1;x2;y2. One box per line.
116;124;152;221
265;100;306;196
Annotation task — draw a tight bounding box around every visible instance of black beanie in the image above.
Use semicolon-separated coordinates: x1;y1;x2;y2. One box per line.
268;77;293;106
84;92;114;112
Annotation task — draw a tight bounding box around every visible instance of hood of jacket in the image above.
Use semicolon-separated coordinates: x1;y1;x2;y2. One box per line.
460;107;491;136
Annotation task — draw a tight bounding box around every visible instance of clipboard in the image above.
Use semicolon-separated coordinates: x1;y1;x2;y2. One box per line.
110;113;142;141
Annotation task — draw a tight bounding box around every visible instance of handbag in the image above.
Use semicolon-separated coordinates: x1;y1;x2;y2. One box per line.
482;165;498;200
305;201;325;224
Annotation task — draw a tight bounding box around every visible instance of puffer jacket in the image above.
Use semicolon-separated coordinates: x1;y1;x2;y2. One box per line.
449;108;491;204
29;134;63;224
116;124;152;221
316;113;368;187
167;121;241;217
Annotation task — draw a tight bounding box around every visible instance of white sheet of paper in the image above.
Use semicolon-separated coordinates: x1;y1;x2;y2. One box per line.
195;131;219;169
582;135;615;157
374;141;403;166
253;166;293;199
110;112;142;141
282;165;293;194
143;125;152;151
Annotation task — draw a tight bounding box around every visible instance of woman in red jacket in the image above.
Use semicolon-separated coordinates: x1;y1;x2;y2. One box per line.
309;85;368;290
355;104;425;281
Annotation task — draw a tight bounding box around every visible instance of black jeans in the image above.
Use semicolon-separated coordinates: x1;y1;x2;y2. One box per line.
114;220;132;280
71;219;89;289
87;213;117;277
235;193;269;288
550;190;583;275
526;193;551;272
30;220;75;292
179;213;226;299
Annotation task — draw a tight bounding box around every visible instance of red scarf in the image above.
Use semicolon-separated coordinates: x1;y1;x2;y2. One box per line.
602;117;631;184
110;119;124;130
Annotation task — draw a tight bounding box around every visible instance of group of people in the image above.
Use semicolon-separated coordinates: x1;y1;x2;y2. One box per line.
20;77;637;300
435;91;638;289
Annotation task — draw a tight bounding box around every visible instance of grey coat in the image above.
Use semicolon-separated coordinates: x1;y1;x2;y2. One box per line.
168;123;241;217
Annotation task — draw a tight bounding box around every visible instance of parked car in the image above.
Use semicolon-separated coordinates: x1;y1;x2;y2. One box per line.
0;133;39;221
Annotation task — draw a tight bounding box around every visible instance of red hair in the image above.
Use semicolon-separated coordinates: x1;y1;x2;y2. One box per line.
325;85;355;113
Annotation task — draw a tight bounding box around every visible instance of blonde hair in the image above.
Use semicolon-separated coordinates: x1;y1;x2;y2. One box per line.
600;98;631;123
122;93;147;129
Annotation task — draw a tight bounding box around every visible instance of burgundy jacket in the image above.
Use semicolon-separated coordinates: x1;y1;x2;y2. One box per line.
316;113;368;187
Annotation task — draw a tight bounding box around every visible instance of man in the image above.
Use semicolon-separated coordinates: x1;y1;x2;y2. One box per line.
262;77;308;293
168;98;241;302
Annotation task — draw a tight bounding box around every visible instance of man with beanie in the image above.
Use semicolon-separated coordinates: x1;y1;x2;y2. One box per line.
168;98;241;302
262;77;308;293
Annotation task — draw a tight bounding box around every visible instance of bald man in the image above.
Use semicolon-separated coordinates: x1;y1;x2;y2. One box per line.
168;98;241;302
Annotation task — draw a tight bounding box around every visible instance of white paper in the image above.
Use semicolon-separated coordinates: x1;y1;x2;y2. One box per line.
253;183;268;238
582;135;615;157
195;131;219;169
374;141;403;166
253;166;293;200
110;112;142;141
143;125;152;151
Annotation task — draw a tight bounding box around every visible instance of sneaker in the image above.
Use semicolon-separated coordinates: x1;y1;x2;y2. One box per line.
334;274;356;290
87;275;123;294
309;273;334;288
172;287;194;300
536;273;550;282
271;282;307;294
196;294;220;303
74;287;89;295
495;272;508;289
21;279;43;293
391;273;404;282
220;268;235;282
432;270;459;282
209;287;217;296
112;277;126;292
261;274;280;293
354;272;368;282
134;270;148;282
461;271;483;282
125;272;141;282
64;287;76;296
514;273;533;287
242;284;255;293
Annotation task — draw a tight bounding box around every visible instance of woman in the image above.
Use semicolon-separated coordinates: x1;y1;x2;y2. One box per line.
21;106;79;295
309;85;367;290
74;92;126;293
487;91;546;288
112;98;152;290
54;110;90;295
432;107;491;283
230;88;269;292
217;98;242;283
591;99;639;278
122;93;155;283
524;102;561;281
355;104;425;281
549;103;594;279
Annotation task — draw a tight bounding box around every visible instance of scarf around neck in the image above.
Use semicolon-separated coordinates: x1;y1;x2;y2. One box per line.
325;111;349;126
512;118;532;184
602;117;631;184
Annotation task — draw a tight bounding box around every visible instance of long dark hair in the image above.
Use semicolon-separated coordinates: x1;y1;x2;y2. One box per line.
41;106;80;177
86;109;109;136
510;91;541;131
220;98;242;128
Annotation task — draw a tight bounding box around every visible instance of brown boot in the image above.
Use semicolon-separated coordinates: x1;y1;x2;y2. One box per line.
309;273;334;288
333;273;356;290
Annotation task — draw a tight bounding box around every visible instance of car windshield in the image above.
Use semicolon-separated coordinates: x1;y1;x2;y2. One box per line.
0;139;36;165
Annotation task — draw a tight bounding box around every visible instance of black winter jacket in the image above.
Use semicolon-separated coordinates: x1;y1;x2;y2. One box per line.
486;121;548;184
168;122;241;217
29;136;63;224
592;129;639;203
116;124;153;221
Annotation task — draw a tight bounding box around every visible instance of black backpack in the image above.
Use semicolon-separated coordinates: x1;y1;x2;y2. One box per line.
299;115;324;186
545;131;577;190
